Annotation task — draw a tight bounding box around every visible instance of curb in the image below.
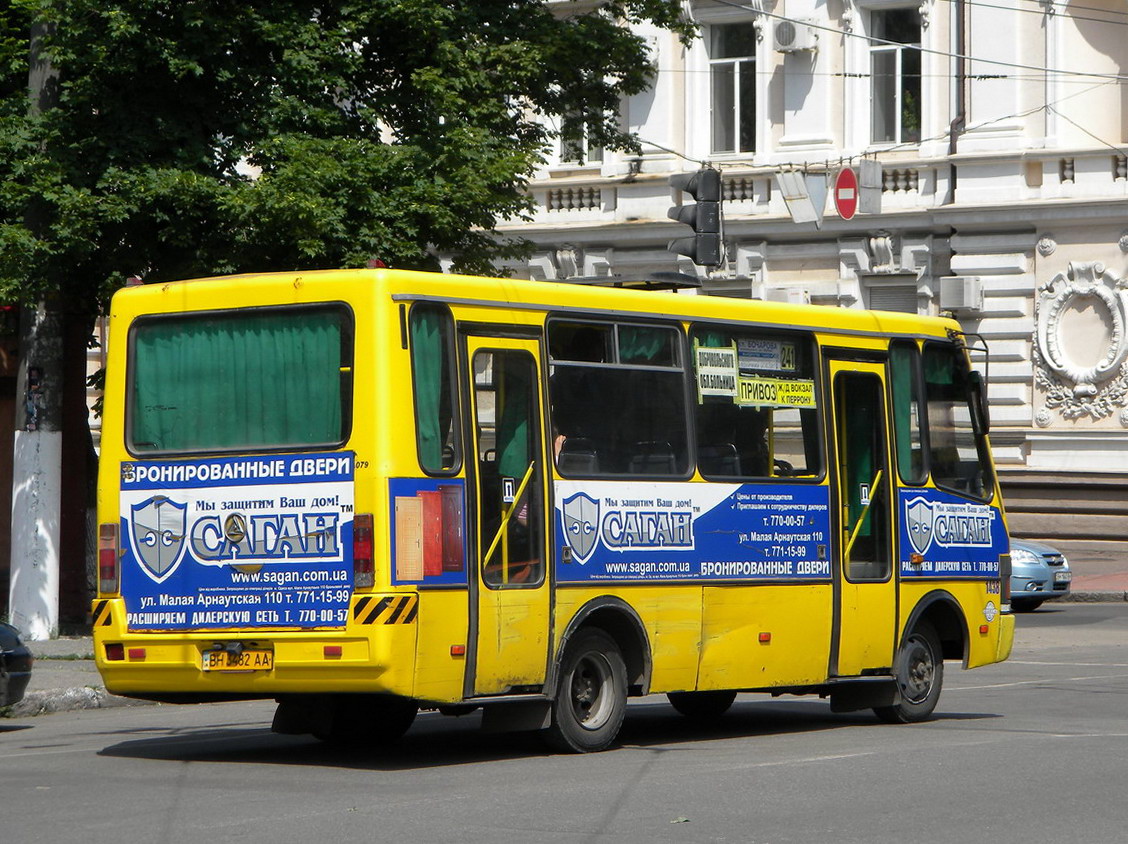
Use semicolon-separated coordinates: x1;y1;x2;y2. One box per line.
6;686;153;718
1060;590;1128;603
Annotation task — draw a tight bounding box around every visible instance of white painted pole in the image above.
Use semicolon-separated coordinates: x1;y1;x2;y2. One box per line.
9;429;61;639
8;23;65;640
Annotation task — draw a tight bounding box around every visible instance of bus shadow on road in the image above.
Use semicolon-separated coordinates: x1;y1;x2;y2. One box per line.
96;697;1003;770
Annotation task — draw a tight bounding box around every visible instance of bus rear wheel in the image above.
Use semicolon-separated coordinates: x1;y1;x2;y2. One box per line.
667;690;737;719
312;694;418;747
874;621;943;724
545;629;627;753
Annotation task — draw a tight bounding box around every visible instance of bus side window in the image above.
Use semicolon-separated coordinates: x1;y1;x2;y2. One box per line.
889;341;926;485
548;320;689;478
922;343;994;500
691;326;821;480
409;304;460;473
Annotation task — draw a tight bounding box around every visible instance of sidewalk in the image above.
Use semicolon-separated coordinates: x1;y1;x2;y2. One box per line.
1042;539;1128;602
6;635;144;719
5;538;1125;719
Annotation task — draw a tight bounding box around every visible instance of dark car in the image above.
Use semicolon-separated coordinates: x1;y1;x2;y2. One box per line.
1010;537;1072;612
0;622;33;707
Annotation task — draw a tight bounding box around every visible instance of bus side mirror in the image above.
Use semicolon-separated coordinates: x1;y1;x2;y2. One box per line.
968;370;990;435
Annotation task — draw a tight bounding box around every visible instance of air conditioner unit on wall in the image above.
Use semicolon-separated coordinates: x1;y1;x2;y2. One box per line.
773;19;818;52
939;276;983;312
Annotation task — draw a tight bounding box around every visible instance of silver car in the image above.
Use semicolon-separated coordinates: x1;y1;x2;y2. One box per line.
1010;537;1072;611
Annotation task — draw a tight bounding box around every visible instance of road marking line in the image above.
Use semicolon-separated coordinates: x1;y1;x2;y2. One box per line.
952;671;1128;691
1009;660;1128;667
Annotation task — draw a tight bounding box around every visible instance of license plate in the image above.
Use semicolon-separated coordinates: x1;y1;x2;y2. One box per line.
1054;571;1072;584
202;649;274;672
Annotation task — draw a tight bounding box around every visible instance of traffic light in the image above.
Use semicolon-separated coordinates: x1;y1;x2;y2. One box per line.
667;168;722;267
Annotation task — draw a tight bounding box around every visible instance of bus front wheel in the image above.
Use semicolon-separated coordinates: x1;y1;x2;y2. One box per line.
545;629;627;753
874;621;943;724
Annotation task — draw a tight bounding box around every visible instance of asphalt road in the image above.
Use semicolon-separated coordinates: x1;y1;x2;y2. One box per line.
3;603;1127;844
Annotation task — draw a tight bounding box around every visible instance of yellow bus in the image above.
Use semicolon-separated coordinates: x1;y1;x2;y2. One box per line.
93;268;1014;752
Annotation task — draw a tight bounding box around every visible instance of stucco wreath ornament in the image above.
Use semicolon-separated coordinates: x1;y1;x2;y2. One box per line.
1033;261;1128;420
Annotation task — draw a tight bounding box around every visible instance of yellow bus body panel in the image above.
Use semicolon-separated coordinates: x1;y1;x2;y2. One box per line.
698;585;833;690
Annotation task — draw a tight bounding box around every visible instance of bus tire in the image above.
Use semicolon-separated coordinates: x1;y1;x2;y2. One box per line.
545;629;627;753
667;690;737;719
314;694;418;747
874;621;943;724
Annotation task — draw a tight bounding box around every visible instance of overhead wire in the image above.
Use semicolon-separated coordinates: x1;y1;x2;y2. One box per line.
702;0;1128;82
941;0;1128;27
633;73;1122;167
621;0;1128;166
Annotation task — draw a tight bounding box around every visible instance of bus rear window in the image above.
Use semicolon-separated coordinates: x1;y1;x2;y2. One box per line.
128;305;352;454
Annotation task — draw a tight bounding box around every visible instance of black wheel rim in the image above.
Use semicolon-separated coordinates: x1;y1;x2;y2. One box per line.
899;633;935;705
569;651;615;731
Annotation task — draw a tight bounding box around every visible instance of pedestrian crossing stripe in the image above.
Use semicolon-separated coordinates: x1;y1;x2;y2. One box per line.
352;594;418;625
92;599;113;627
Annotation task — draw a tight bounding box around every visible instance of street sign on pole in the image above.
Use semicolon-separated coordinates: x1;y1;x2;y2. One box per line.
834;167;858;220
776;171;827;227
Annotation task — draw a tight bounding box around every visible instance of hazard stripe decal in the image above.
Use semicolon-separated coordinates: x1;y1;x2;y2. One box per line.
92;599;113;627
352;594;418;625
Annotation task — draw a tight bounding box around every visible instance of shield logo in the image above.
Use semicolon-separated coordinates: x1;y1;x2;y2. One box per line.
561;492;600;564
906;496;935;556
130;495;188;582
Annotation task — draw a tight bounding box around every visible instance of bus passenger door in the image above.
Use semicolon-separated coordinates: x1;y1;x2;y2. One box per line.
463;336;551;696
828;359;897;677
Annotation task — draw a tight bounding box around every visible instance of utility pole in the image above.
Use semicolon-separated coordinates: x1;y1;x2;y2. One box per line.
10;20;63;639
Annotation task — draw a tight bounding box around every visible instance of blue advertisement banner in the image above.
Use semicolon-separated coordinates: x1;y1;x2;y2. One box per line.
898;488;1006;578
119;453;355;631
554;481;832;583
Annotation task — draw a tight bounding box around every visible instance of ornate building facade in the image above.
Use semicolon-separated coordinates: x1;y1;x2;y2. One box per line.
495;0;1128;540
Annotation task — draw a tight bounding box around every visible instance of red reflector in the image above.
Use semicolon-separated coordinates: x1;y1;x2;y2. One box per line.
105;643;125;661
450;645;466;657
354;513;374;588
98;523;120;594
128;648;146;660
324;645;342;658
980;624;990;634
758;632;771;643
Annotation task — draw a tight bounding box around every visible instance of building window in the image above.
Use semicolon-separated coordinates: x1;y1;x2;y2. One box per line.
869;8;920;145
710;23;757;154
560;112;604;166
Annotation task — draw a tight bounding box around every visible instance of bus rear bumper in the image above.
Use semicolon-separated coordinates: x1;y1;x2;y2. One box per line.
92;599;418;698
996;612;1015;662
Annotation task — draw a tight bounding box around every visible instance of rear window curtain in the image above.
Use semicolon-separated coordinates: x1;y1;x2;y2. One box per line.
132;309;344;452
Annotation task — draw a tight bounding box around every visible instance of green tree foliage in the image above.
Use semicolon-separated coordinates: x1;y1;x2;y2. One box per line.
0;0;692;312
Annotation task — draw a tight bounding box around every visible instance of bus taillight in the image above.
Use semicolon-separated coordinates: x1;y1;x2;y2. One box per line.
98;523;120;595
354;513;375;588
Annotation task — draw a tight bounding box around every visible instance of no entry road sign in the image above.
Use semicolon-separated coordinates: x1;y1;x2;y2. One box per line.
834;167;858;220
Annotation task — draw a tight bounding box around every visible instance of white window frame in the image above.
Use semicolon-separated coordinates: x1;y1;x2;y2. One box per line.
843;0;937;155
708;22;758;155
684;8;767;164
559;112;605;167
867;7;922;146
